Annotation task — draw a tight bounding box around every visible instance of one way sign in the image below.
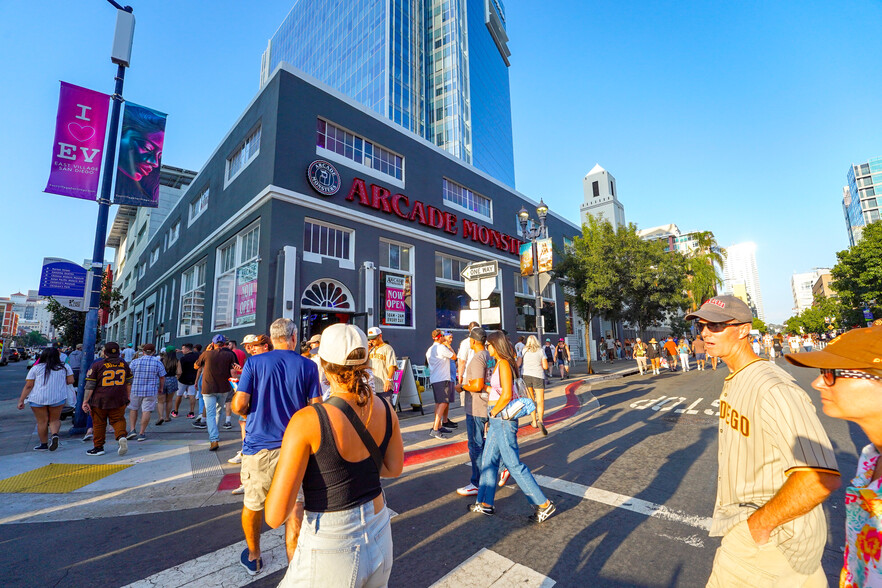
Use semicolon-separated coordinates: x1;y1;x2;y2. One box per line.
460;260;498;281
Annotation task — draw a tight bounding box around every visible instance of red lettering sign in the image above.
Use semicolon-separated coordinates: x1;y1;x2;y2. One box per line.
346;178;370;205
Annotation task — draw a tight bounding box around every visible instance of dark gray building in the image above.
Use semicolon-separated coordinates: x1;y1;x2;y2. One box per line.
130;66;579;361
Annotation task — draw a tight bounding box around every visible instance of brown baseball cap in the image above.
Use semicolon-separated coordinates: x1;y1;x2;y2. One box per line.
785;325;882;370
684;295;753;324
142;343;156;353
104;342;120;355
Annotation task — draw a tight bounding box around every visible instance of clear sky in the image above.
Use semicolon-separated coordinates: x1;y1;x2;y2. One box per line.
1;1;880;324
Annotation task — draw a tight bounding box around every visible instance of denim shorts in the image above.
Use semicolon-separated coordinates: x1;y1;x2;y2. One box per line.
523;375;544;390
280;500;393;588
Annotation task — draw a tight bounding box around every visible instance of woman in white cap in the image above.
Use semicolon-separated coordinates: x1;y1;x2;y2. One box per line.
265;324;403;587
785;324;882;587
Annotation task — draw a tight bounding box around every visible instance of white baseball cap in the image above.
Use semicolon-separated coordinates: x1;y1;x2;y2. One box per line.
318;324;368;366
367;326;382;339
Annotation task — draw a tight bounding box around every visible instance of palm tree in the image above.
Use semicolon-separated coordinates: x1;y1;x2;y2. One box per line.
685;231;724;311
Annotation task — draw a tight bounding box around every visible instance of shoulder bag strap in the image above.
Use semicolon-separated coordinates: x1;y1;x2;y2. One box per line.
325;396;384;473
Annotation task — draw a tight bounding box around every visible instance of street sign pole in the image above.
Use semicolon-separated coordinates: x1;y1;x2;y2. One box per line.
72;5;134;434
533;240;543;345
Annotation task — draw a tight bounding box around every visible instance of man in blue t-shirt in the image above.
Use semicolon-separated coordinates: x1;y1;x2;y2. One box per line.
231;318;321;576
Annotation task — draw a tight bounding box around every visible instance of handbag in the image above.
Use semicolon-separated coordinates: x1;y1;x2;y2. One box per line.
499;376;536;420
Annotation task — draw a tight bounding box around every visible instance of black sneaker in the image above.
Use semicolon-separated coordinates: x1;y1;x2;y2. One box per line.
86;446;105;456
428;429;446;440
438;426;453;434
33;443;49;451
193;420;207;429
442;420;459;428
468;503;495;516
529;501;556;523
48;434;59;452
223;422;233;430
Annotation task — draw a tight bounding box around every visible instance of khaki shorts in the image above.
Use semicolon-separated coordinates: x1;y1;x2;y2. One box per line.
706;520;826;588
241;448;303;511
129;395;156;413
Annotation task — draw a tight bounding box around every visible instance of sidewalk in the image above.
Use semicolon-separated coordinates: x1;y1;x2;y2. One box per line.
0;359;639;524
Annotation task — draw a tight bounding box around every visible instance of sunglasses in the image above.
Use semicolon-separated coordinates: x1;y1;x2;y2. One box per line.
820;369;882;386
699;321;748;333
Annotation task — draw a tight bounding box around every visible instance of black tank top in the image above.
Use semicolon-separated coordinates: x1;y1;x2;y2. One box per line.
302;399;393;512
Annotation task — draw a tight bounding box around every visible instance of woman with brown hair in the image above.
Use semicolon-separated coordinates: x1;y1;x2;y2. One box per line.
469;330;556;522
266;324;404;587
157;346;182;424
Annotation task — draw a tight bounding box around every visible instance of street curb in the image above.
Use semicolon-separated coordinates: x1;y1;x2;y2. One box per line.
401;377;593;468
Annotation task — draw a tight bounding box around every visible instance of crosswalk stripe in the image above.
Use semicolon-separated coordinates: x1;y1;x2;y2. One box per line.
533;474;712;531
429;548;555;588
120;510;398;588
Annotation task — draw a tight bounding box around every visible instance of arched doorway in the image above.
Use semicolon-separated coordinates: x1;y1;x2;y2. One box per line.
300;279;357;339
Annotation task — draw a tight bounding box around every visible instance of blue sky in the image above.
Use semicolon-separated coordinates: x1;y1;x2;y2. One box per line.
1;1;880;324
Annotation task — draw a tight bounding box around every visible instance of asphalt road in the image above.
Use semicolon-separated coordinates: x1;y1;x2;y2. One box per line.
0;360;29;401
0;358;866;587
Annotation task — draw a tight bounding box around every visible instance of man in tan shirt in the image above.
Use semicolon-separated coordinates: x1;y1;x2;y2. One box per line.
686;296;840;587
368;327;397;402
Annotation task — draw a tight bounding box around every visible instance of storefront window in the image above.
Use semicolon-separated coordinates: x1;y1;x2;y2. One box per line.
179;260;206;336
435;253;500;329
214;221;260;330
379;239;414;327
514;274;556;333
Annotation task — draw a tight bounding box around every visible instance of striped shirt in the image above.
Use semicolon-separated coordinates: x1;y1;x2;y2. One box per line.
25;364;73;405
710;359;838;575
130;355;166;397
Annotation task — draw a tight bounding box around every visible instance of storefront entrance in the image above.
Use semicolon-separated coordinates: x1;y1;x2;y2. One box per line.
299;278;366;340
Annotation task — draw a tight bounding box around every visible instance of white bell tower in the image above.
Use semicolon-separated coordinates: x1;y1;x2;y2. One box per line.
580;164;626;230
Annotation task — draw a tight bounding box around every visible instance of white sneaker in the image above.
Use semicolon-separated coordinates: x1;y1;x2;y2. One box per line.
456;483;478;496
231;485;245;495
228;451;242;464
118;436;128;456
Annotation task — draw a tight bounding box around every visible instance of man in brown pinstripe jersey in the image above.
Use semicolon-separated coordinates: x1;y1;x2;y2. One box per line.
686;296;841;587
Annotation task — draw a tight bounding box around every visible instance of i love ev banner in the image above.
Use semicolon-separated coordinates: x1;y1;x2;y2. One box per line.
45;82;110;201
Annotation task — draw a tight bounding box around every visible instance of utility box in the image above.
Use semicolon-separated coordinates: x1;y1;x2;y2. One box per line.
111;9;135;67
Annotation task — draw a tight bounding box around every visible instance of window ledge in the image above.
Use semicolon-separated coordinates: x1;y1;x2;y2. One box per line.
303;250;355;270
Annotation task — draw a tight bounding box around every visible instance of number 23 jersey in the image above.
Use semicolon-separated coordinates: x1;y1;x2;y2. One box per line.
85;357;133;409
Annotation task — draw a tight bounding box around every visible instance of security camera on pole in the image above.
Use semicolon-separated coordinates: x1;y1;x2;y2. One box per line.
518;200;552;344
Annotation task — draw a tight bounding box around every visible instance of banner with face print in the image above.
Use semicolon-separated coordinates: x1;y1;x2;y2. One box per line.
113;102;167;207
45;82;110;200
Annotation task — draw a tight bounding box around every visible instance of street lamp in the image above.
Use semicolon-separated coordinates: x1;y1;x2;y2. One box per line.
518;199;549;347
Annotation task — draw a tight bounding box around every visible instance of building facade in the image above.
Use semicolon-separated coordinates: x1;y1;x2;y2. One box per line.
812;272;834;302
260;0;515;187
722;242;764;321
843;157;882;246
580;164;625;231
9;291;54;339
105;166;196;346
129;67;579;361
0;299;19;337
791;268;830;313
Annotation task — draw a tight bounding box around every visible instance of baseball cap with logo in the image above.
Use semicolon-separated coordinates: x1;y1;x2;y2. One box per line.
318;324;369;366
242;334;260;345
212;334;226;344
785;324;882;371
367;327;382;340
684;295;754;324
104;342;120;356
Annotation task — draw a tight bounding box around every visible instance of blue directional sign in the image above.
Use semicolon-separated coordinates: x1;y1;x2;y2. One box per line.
864;308;875;321
38;258;88;298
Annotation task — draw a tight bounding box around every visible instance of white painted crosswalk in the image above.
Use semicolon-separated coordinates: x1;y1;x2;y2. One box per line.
430;548;555;588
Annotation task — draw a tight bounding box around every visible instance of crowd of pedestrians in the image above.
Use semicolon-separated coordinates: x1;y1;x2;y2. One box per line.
14;300;882;586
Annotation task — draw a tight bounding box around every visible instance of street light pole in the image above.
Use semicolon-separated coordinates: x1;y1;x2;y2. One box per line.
71;4;134;434
519;200;549;349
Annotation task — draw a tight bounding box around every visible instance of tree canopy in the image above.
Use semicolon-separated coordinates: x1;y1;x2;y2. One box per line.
831;221;882;321
556;217;689;337
684;231;724;311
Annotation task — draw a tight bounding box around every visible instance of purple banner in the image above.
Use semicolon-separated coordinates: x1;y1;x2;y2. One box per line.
114;102;167;207
45;82;110;201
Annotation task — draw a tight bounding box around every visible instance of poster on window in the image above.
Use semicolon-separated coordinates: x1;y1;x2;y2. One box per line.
381;273;412;326
234;261;258;325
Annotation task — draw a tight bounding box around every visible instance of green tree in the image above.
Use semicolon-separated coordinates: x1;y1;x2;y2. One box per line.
45;286;123;347
25;331;49;347
684;231;724;311
555;216;626;374
752;317;767;333
831;221;882;320
617;228;690;335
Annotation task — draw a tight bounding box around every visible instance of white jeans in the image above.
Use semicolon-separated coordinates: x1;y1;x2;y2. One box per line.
679;353;690;371
280;500;393;587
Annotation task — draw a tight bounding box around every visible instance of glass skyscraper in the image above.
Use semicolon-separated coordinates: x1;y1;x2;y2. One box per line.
843;157;882;246
261;0;516;187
